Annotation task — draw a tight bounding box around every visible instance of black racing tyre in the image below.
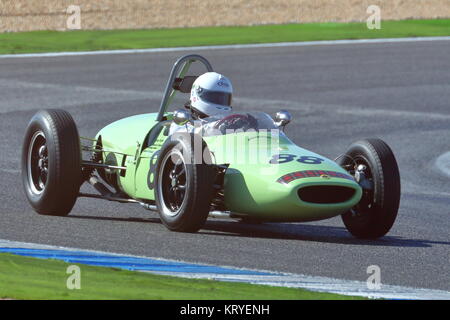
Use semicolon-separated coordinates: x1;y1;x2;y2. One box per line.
22;109;81;216
339;139;401;239
155;133;216;232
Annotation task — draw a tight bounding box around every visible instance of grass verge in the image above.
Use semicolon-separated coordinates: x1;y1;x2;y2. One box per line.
0;19;448;54
0;253;364;300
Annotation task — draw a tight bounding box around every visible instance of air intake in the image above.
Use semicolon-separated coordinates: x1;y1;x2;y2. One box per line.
298;186;355;204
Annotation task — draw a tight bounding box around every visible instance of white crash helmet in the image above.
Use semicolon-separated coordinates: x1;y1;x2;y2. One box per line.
190;72;233;117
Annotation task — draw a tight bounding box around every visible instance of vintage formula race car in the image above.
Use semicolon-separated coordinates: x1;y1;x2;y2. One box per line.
22;54;401;238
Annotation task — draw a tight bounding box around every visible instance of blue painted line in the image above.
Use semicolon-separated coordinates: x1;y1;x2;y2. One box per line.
0;247;271;275
1;241;449;299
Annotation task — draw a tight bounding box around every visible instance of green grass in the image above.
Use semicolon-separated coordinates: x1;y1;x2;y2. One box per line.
0;19;448;54
0;253;364;300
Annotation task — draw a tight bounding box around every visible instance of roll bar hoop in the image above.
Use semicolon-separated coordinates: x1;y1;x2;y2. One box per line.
156;54;214;122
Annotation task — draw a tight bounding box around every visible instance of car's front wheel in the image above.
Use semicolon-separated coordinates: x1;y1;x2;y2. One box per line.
339;139;401;239
155;133;216;232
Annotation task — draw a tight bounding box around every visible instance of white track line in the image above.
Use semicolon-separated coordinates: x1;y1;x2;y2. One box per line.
0;36;449;59
1;239;449;300
152;272;450;300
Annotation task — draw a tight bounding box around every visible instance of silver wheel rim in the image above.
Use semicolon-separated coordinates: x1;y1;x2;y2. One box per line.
157;148;188;217
27;131;48;195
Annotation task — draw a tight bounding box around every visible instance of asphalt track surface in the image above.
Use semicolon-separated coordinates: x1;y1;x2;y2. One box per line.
0;40;449;291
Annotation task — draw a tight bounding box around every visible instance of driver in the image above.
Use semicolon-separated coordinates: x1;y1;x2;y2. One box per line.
188;72;233;119
181;72;258;135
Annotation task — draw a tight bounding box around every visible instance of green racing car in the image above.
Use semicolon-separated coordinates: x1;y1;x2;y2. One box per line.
22;54;401;239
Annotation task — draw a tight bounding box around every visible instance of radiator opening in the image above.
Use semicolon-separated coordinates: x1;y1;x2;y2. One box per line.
298;186;355;204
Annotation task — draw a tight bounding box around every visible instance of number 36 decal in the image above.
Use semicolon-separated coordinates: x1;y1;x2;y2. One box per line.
270;154;325;165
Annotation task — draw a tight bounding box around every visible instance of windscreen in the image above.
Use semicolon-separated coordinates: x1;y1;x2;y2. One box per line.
200;112;278;136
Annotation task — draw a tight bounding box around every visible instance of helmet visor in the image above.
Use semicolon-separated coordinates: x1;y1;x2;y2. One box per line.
198;89;232;106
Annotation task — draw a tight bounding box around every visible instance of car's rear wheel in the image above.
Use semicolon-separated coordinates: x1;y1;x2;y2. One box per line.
22;109;81;216
155;133;216;232
339;139;401;239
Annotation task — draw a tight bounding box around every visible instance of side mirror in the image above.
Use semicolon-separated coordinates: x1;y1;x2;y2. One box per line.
274;110;292;131
173;109;192;126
